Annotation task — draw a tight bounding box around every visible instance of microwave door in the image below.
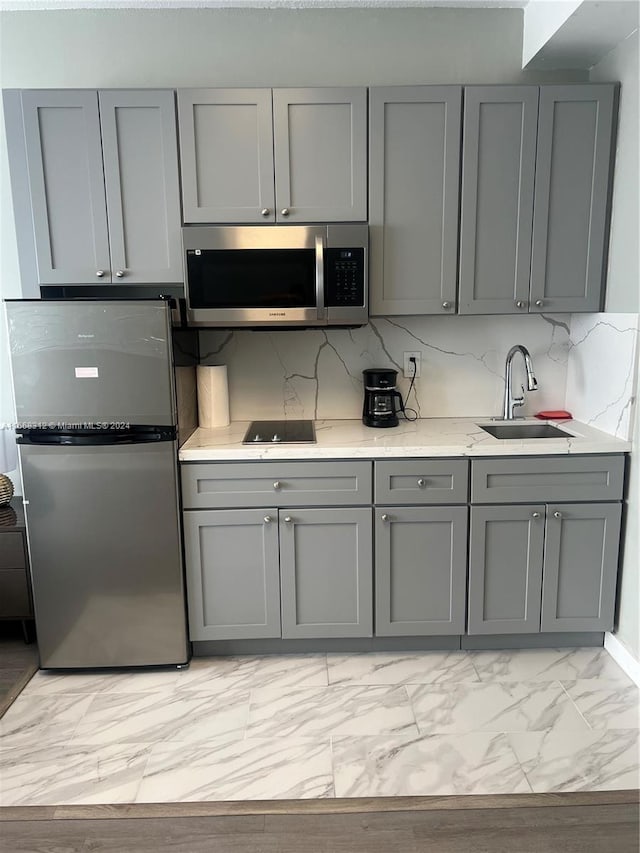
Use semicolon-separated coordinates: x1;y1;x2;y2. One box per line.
185;246;322;327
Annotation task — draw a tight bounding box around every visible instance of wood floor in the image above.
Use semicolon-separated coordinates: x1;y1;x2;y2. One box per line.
1;792;638;853
0;623;38;719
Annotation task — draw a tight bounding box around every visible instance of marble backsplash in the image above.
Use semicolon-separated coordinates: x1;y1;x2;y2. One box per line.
199;314;574;422
566;313;639;441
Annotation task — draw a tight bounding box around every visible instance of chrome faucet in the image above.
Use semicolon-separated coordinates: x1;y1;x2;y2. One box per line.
502;345;538;420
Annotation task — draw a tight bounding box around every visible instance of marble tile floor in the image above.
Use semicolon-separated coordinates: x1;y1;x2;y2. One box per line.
0;648;638;806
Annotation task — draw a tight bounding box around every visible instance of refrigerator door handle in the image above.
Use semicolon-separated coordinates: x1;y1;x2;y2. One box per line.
17;428;176;446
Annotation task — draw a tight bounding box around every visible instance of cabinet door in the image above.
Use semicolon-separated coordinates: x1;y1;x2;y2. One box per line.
541;502;622;632
375;506;467;636
177;88;275;223
99;90;183;284
20;89;111;284
458;86;539;315
369;86;461;315
468;505;545;634
183;508;281;641
272;88;367;222
530;84;617;313
279;507;373;639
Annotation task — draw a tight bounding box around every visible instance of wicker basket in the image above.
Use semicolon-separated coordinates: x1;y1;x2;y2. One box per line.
0;474;14;507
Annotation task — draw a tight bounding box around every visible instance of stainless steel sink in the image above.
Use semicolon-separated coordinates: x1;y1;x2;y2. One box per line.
479;422;571;440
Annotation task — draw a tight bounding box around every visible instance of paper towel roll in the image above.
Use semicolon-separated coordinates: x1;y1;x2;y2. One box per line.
197;365;230;428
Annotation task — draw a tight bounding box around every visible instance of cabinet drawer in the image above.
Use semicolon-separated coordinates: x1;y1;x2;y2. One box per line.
182;461;372;508
0;532;26;569
471;455;625;503
0;569;31;618
375;459;469;505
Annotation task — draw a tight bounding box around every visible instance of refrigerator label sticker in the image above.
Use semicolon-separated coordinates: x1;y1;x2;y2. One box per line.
75;367;99;378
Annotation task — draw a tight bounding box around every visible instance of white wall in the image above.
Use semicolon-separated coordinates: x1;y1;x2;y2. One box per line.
590;29;640;662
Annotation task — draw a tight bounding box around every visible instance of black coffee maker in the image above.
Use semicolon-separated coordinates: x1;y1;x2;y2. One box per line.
362;368;404;428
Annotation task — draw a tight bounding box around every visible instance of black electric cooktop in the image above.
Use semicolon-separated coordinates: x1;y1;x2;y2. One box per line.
242;419;316;444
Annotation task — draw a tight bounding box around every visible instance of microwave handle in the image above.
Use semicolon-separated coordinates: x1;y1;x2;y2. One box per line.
315;235;325;321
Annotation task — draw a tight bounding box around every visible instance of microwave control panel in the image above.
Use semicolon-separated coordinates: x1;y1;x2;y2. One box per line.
325;248;366;307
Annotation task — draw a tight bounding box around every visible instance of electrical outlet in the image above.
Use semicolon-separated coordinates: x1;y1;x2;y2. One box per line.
403;351;422;379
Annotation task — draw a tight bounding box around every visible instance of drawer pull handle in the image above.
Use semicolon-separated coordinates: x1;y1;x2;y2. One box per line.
417;478;426;488
264;516;272;524
532;511;541;519
273;481;281;490
381;514;390;522
553;511;562;519
284;516;293;524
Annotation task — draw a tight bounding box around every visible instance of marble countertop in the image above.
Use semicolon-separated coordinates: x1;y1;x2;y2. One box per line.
179;417;631;461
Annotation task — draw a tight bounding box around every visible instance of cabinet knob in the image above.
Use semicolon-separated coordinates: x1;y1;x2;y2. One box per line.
417;478;426;488
532;511;541;519
535;299;543;308
116;270;125;278
442;301;451;310
284;516;293;523
96;270;105;277
261;208;270;217
280;208;290;216
381;514;390;522
553;510;562;519
263;516;272;523
273;481;281;490
515;300;526;309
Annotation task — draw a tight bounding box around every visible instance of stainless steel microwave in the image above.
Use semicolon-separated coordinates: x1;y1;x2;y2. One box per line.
182;224;368;328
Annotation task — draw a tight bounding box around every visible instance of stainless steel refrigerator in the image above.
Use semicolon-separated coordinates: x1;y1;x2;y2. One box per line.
6;299;190;669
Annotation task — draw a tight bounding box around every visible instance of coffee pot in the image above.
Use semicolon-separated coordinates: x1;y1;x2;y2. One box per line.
362;368;404;428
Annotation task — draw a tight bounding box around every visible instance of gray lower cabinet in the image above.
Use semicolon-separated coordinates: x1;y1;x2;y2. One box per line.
181;461;373;642
459;83;617;315
468;504;545;634
468;502;622;635
369;86;462;315
4;88;182;288
183;508;281;641
375;505;468;636
541;502;622;632
279;507;373;639
178;87;367;224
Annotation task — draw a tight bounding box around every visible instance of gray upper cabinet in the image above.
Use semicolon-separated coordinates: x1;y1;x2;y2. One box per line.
279;507;373;639
273;88;367;223
530;85;617;313
458;86;538;315
18;90;111;285
178;87;367;224
375;505;468;636
459;83;617;315
369;86;462;315
177;88;275;223
541;502;621;633
8;89;182;287
97;90;183;284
